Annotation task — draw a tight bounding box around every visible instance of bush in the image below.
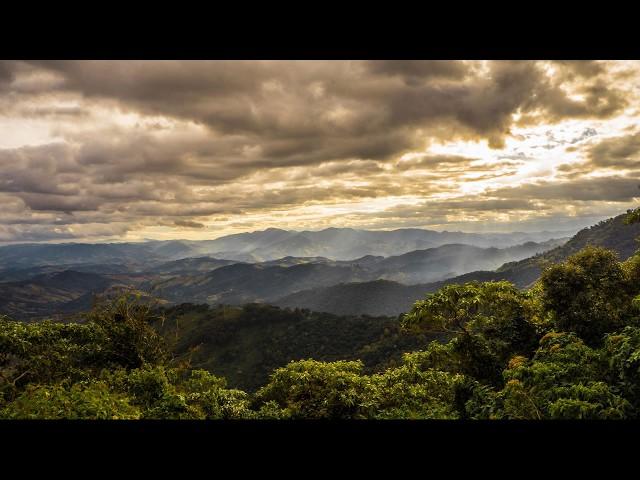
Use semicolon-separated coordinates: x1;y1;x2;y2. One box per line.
0;382;140;420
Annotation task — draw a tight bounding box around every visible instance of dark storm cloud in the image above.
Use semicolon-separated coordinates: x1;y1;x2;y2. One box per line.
16;193;103;213
9;60;628;153
586;132;640;170
537;80;626;121
0;61;14;84
489;176;640;202
368;198;545;220
0;143;79;195
364;60;470;82
381;62;543;148
172;219;205;229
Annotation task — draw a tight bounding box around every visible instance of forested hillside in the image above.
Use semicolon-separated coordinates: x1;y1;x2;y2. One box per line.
146;240;562;305
0;240;561;319
276;280;434;316
279;211;640;316
2;242;639;419
1;208;640;420
493;211;640;287
153;303;437;391
0;271;116;319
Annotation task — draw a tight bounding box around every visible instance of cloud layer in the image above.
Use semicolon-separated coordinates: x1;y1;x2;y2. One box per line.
0;60;638;242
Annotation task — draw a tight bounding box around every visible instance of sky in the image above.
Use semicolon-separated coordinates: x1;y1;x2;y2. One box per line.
0;60;639;243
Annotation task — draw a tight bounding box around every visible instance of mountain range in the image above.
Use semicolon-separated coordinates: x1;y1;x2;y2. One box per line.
0;238;562;319
183;227;574;262
0;212;638;319
277;212;640;315
145;240;563;305
0;226;573;270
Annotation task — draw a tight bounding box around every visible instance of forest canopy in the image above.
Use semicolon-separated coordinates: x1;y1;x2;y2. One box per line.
1;212;640;419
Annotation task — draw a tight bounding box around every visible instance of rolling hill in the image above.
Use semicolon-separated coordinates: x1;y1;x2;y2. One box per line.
144;240;561;306
154;303;443;391
1;211;637;319
0;239;560;318
0;241;190;271
0;226;574;271
186;227;574;261
0;270;117;319
275;280;434;316
275;211;640;316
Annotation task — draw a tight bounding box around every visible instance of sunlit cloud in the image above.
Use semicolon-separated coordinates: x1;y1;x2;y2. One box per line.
0;60;638;243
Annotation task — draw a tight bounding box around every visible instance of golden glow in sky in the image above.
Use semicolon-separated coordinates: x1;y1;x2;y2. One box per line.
0;60;638;243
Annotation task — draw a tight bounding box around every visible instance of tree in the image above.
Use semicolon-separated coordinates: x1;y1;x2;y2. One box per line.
402;281;539;385
624;206;640;225
0;317;106;401
1;382;141;420
368;351;465;419
103;366;253;419
253;360;371;419
494;332;630;419
86;294;167;369
6;239;640;420
0;294;169;405
539;246;636;346
602;326;640;415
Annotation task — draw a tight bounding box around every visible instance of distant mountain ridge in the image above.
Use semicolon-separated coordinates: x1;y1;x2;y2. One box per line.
0;239;562;319
276;212;640;316
0;226;575;269
144;240;563;306
0;270;117;319
185;226;575;261
2;211;638;319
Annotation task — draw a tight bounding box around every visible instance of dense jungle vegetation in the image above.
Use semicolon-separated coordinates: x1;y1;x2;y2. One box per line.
1;209;640;420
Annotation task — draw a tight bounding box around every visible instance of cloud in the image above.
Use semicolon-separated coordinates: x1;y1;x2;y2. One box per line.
0;61;15;85
0;60;638;241
6;60;628;152
172;219;205;229
364;60;470;83
586;132;640;170
394;154;477;170
488;175;640;202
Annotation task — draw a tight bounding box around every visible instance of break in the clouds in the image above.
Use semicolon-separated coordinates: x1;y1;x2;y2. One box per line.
0;60;639;243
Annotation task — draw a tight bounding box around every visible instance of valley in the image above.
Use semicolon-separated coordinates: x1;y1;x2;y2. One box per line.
1;212;639;320
0;230;567;319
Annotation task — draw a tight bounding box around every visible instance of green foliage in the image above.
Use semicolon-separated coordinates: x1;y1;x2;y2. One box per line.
180;369;253;419
0;294;168;404
494;332;630;419
403;282;539;385
86;294;167;369
5;220;640;420
624;207;640;225
539;246;637;345
0;318;107;401
1;382;141;420
253;356;466;419
602;327;640;414
622;252;640;288
367;352;464;419
154;303;430;391
104;366;253;419
253;360;370;419
0;295;251;419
